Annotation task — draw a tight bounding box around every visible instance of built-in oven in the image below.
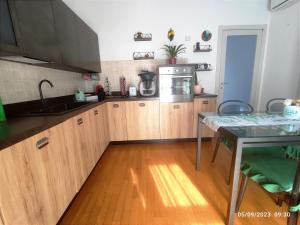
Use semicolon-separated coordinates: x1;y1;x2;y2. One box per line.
159;65;195;102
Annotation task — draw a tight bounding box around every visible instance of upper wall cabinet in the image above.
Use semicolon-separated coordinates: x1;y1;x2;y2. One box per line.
0;0;101;73
52;0;101;72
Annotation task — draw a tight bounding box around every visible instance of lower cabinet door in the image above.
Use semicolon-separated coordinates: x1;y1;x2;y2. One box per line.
106;102;127;141
160;102;194;139
193;98;216;138
88;108;102;162
125;100;160;140
71;112;96;178
100;104;110;149
0;125;76;225
62;119;87;192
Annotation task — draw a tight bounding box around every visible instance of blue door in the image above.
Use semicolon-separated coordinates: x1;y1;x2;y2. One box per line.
223;35;257;103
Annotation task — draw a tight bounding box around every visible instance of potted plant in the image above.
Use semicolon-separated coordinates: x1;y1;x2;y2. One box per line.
162;44;186;64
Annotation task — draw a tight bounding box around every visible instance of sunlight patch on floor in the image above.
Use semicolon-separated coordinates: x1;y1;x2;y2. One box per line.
149;164;208;207
130;168;147;209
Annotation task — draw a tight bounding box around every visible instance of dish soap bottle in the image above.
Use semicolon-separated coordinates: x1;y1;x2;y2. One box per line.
0;96;6;122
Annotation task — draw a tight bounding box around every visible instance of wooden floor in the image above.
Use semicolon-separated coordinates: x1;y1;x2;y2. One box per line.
59;141;296;225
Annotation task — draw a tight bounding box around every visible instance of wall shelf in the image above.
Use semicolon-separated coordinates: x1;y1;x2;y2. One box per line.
194;63;213;71
134;33;152;41
195;68;213;72
193;45;212;52
133;52;154;60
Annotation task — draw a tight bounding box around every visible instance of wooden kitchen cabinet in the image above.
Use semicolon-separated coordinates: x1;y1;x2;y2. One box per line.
0;124;76;225
62;119;87;191
106;102;127;141
193;98;216;138
88;107;102;161
71;111;96;177
125;100;160;140
100;103;110;149
160;102;194;139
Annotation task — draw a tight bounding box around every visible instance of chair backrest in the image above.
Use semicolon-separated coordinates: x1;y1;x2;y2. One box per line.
218;100;254;115
266;98;286;113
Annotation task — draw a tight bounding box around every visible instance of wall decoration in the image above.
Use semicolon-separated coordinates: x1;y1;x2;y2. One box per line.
202;30;212;42
133;52;155;60
168;28;175;41
134;32;152;41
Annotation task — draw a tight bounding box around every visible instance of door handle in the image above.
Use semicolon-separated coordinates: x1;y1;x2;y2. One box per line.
77;118;83;125
113;104;119;108
173;105;180;109
202;100;209;104
94;109;98;115
139;103;145;107
36;137;49;150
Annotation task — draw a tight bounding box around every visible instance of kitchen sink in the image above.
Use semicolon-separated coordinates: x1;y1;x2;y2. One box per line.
16;101;93;116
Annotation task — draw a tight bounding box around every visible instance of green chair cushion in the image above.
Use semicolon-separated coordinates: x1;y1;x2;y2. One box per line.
285;145;300;160
241;147;297;193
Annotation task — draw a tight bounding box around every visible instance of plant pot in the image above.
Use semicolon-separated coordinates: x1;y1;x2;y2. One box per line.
168;57;177;64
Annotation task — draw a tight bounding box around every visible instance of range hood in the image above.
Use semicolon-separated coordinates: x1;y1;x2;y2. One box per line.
0;0;101;73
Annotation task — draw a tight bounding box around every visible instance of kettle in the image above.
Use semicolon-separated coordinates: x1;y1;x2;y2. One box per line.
75;89;85;102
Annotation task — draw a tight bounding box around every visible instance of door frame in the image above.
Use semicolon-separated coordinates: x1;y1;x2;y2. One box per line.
215;25;268;109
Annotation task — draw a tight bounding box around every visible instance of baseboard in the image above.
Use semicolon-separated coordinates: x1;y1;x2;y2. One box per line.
109;138;212;145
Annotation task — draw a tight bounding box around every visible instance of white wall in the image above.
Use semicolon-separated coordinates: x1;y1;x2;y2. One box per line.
259;2;300;108
63;0;270;94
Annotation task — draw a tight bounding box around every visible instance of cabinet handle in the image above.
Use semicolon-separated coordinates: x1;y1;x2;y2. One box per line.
202;100;209;104
94;109;98;115
139;103;145;107
77;118;83;125
36;137;49;150
173;105;180;109
113;104;119;108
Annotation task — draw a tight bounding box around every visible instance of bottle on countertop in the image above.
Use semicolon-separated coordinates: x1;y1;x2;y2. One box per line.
0;96;7;122
104;77;112;96
120;76;127;96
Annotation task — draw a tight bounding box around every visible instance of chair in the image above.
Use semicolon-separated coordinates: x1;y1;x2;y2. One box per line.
211;100;254;183
266;98;286;113
217;100;254;115
236;146;300;225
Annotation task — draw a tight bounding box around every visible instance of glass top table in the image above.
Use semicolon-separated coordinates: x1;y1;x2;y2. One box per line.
196;112;300;225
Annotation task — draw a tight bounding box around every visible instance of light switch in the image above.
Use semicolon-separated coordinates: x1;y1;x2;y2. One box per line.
185;35;191;41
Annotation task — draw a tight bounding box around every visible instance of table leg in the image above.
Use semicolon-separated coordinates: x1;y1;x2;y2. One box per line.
196;116;203;170
226;139;243;225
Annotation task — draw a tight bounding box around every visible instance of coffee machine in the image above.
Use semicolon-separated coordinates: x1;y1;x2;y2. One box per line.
138;70;157;96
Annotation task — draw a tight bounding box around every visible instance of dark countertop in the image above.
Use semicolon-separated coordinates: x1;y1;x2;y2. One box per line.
0;94;216;151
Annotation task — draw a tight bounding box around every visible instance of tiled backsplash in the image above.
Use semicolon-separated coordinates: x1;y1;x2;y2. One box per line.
0;60;85;104
0;58;188;104
99;59;187;91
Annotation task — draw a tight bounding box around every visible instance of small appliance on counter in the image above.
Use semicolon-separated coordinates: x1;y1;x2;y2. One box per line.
129;85;137;97
75;89;85;102
138;70;157;97
96;84;106;101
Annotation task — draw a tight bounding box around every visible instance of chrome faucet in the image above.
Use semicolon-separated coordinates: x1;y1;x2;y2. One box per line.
39;79;54;106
